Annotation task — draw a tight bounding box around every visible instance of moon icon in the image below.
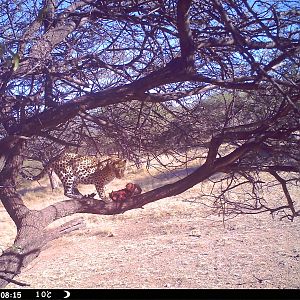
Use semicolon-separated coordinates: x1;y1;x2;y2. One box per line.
63;290;71;298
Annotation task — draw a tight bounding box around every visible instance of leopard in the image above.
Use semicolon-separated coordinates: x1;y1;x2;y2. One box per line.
21;152;127;200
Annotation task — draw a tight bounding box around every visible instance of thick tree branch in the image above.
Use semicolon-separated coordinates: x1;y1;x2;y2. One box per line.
177;0;195;68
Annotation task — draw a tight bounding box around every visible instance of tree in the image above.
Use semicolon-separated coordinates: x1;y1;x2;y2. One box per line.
0;0;299;287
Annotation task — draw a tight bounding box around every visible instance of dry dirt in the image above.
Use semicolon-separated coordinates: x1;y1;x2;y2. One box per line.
1;164;300;289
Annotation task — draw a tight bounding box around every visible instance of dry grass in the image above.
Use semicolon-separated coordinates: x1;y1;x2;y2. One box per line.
1;161;300;289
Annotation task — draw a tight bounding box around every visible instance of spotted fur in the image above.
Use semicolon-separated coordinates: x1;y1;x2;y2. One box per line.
21;152;127;200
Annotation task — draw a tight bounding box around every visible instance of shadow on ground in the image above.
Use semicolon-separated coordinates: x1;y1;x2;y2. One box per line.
18;185;49;196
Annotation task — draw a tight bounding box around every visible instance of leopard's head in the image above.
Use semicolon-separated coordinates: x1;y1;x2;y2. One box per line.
108;157;127;179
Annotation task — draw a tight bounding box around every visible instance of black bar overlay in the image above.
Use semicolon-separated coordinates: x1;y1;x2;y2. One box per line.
0;289;299;300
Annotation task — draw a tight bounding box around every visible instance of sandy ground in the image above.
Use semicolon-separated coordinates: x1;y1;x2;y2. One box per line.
1;165;300;289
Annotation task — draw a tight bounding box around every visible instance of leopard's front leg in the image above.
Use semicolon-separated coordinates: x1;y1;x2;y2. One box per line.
95;182;110;202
